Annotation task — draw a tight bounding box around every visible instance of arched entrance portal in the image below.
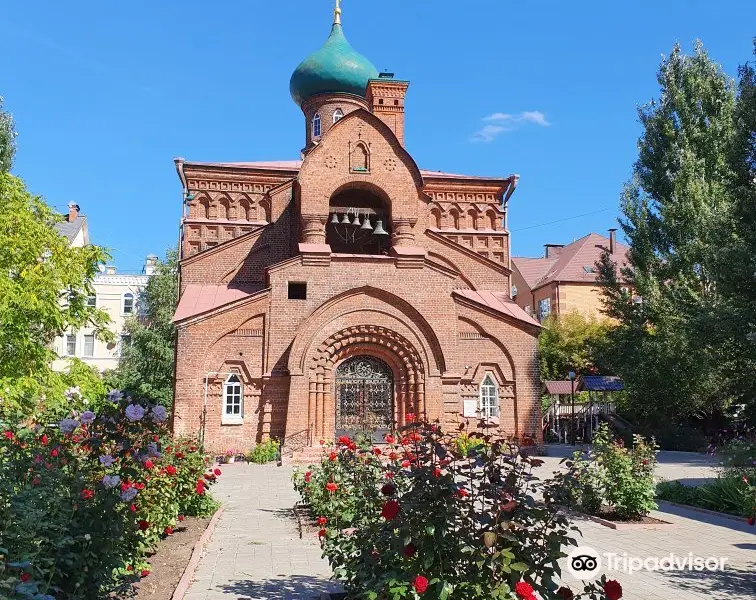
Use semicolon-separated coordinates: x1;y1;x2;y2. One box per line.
335;356;394;441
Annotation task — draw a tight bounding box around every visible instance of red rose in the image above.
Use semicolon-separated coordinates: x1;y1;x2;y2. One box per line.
51;449;59;457
556;587;575;600
80;489;94;500
748;517;754;526
406;413;416;422
4;431;13;440
381;483;396;496
134;482;145;490
166;465;177;476
153;435;159;442
196;480;205;495
338;435;352;445
190;445;197;451
140;569;150;578
40;434;48;445
329;451;338;462
389;452;398;461
214;468;222;476
325;482;337;493
319;439;325;446
317;516;327;526
402;543;417;558
412;575;428;594
433;467;441;478
373;447;382;456
604;579;623;600
19;573;31;582
126;565;133;571
304;471;312;483
457;488;469;498
130;504;137;512
385;471;394;479
164;527;173;535
174;452;185;460
166;446;173;453
401;460;411;468
381;500;400;520
514;581;534;599
385;434;395;444
32;476;41;486
318;528;327;538
138;520;149;531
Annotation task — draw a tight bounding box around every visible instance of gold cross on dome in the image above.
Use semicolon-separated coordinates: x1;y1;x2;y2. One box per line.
334;0;342;24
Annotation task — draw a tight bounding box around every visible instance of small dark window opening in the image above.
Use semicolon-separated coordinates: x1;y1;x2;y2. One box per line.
288;282;307;300
394;99;399;106
378;98;384;105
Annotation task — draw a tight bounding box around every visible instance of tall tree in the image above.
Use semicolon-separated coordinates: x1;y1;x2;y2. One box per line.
538;312;612;381
597;42;737;424
0;173;111;415
114;249;178;407
0;96;16;173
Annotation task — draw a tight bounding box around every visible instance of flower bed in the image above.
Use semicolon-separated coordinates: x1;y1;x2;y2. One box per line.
0;390;220;600
293;422;625;600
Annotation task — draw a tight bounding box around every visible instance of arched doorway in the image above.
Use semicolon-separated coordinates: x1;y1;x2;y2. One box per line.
335;356;394;441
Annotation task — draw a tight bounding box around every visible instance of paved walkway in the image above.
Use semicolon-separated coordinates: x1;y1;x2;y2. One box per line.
185;458;755;600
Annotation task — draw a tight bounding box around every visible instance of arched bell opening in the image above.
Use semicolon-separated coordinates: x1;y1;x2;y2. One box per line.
326;185;391;255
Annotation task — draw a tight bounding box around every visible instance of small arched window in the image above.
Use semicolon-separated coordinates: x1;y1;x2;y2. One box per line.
312;113;322;138
122;293;134;315
352;142;369;172
222;373;243;424
333;109;344;123
479;373;499;418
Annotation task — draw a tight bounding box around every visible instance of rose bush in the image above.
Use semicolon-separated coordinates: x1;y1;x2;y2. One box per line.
0;390;219;599
294;423;625;600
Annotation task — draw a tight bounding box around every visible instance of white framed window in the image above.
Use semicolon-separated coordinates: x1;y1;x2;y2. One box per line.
479;373;499;418
538;297;551;322
333;109;344;123
83;334;95;357
312;113;322;138
222;374;243;424
116;333;131;357
123;292;134;314
86;294;97;308
65;334;77;357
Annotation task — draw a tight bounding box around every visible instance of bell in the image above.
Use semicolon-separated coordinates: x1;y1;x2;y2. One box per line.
340;213;351;225
352;213;362;226
360;215;373;230
330;213;339;225
373;219;389;236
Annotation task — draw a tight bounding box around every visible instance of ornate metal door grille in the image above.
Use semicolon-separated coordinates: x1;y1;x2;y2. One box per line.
335;356;394;440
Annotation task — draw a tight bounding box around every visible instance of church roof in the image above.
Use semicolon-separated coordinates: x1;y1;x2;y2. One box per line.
289;8;378;107
453;290;541;329
173;284;266;323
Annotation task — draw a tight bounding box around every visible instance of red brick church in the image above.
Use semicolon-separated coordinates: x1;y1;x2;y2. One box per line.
171;2;542;454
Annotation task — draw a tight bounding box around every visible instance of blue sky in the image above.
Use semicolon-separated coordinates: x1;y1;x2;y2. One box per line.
2;0;753;271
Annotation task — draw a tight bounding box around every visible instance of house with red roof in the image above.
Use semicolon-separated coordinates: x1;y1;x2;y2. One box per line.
511;230;629;322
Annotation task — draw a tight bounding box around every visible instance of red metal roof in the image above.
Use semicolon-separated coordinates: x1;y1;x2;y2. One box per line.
544;380;575;395
173;284;265;323
453;290;541;328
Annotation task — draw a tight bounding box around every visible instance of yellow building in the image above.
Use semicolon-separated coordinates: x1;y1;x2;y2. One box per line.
511;230;628;322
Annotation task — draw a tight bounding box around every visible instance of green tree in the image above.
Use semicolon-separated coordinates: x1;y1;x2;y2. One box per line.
113;249;178;407
597;41;737;423
538;311;612;381
0;96;16;173
0;173;111;416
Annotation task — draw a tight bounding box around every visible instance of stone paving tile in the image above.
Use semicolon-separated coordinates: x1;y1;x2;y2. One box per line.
187;459;755;600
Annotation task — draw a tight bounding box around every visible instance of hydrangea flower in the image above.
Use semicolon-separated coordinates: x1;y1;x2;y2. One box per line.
107;389;124;402
151;405;168;423
120;487;138;502
99;454;115;467
125;404;145;422
58;418;79;434
146;442;160;457
80;410;95;424
102;474;121;489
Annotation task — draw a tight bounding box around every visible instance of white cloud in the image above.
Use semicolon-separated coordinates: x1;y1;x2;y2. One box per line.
472;110;551;142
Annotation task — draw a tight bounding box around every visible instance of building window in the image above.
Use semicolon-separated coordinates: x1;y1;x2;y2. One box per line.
333;109;344;123
87;295;97;308
511;285;518;298
479;374;498;418
123;293;134;314
312;113;322;138
538;297;551;322
288;282;307;300
116;334;131;357
222;374;243;424
65;334;77;357
83;334;95;357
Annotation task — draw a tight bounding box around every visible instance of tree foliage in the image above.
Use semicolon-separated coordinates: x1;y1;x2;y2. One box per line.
0;96;15;173
538;311;612;381
597;41;752;426
0;173;111;416
113;249;178;407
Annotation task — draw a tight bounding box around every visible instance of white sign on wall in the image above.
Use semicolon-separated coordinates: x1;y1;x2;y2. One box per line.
463;400;478;418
